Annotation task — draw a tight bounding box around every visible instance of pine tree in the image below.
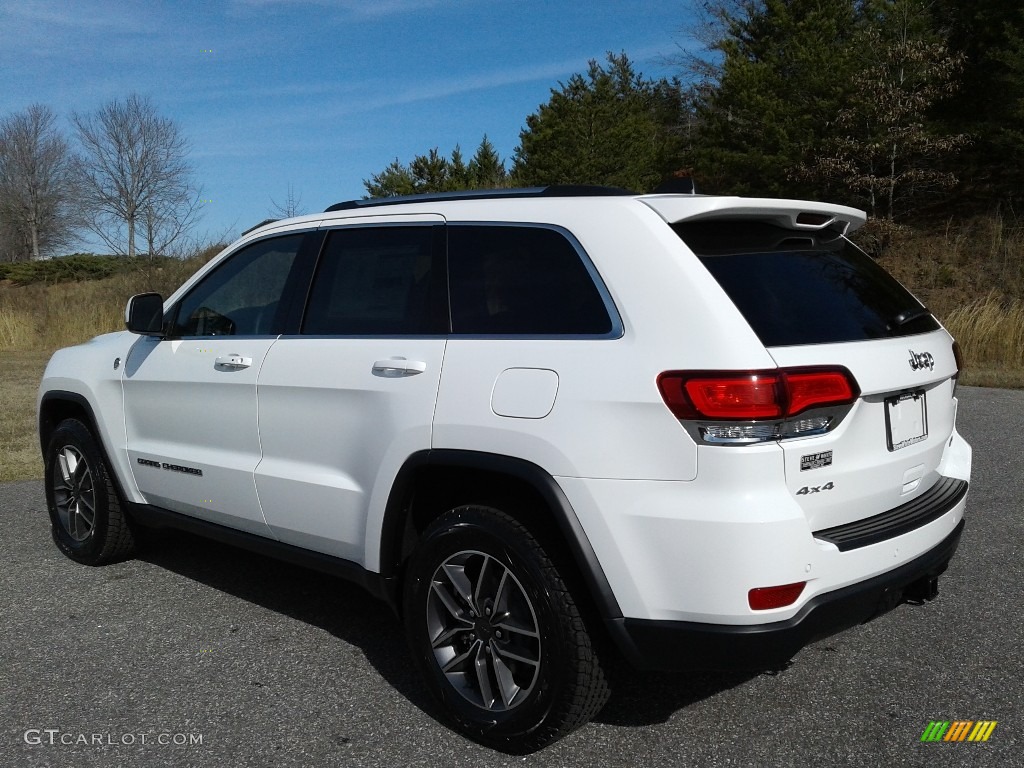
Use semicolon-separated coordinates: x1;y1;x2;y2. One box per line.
928;0;1024;204
468;135;507;188
687;0;861;197
363;158;418;197
513;53;688;192
363;137;510;197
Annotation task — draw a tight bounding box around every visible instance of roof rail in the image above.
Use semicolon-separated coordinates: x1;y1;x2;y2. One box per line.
241;218;279;236
324;185;635;212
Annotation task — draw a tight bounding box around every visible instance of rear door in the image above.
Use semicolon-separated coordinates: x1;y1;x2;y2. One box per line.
254;217;447;564
674;218;960;531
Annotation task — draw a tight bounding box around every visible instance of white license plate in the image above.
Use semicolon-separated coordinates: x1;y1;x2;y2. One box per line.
886;391;928;451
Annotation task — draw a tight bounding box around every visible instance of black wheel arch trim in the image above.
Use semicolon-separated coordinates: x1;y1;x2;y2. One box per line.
379;449;624;625
39;390;131;504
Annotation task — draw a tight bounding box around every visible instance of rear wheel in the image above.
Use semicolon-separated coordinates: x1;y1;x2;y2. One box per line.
403;505;609;752
44;418;135;565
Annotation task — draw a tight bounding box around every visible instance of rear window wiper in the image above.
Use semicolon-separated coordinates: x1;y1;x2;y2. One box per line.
888;307;931;330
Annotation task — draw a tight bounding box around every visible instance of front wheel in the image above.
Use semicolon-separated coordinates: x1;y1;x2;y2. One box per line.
403;505;609;752
44;418;135;565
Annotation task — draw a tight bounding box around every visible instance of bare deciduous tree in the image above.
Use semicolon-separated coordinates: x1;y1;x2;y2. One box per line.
0;104;80;261
73;94;200;257
142;181;203;257
269;183;305;219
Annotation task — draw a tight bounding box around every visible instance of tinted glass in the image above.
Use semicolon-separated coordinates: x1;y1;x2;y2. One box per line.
448;225;612;335
674;221;939;346
303;226;442;335
171;234;304;336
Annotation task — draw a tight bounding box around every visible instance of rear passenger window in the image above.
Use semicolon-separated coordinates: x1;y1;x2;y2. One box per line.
303;226;444;335
448;225;612;335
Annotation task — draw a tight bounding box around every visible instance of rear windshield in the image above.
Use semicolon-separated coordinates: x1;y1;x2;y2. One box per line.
673;221;939;346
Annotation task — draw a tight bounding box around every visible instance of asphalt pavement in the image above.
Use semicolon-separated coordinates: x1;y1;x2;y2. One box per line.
1;386;1021;767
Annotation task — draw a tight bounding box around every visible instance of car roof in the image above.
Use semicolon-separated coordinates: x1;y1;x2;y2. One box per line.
240;186;866;241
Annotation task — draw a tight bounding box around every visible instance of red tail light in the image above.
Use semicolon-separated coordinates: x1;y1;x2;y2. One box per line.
679;375;783;419
657;367;858;421
786;370;857;414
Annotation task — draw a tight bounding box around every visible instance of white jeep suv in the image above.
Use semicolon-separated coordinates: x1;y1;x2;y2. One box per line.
38;186;971;751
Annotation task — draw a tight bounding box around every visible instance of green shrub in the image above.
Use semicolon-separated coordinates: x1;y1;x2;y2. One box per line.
0;254;185;285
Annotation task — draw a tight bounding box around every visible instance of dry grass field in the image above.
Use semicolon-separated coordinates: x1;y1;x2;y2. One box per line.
871;212;1024;388
2;215;1023;483
0;250;213;482
0;349;49;482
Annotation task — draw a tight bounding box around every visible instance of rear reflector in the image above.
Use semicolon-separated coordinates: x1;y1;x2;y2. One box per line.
658;367;858;421
748;582;806;610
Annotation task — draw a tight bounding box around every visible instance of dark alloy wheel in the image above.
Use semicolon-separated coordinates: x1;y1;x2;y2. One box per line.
425;547;542;712
44;418;136;565
403;505;609;752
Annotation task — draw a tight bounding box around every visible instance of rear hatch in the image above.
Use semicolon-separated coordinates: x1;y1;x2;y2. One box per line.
669;213;961;533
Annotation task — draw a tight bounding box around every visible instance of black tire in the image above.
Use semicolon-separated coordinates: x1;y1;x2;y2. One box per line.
44;418;136;565
403;505;610;752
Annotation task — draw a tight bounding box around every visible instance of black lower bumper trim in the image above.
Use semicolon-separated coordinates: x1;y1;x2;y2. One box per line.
609;518;965;671
814;476;968;551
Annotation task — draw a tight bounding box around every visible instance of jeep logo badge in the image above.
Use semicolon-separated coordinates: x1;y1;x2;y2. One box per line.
908;349;934;371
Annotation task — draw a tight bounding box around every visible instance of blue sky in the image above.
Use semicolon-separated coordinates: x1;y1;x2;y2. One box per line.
1;0;696;248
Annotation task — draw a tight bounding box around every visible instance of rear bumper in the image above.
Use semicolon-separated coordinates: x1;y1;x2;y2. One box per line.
610;518;964;671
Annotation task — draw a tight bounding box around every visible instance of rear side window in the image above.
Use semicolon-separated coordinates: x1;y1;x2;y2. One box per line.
448;225;612;335
303;226;445;335
674;221;939;347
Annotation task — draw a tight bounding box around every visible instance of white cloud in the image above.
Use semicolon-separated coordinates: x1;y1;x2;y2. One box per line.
315;44;679;117
2;0;147;31
229;0;451;19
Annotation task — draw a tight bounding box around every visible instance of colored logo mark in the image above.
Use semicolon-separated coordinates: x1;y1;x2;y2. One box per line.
920;720;997;742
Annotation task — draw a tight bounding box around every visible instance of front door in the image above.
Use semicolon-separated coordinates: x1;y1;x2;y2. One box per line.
122;231;316;536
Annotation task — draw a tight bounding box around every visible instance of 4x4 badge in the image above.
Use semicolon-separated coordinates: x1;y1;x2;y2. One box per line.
908;349;934;371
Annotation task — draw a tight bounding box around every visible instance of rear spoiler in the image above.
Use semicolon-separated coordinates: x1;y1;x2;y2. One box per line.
639;196;867;235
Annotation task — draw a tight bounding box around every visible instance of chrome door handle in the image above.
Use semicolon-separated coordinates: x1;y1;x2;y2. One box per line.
372;358;427;376
215;354;252;369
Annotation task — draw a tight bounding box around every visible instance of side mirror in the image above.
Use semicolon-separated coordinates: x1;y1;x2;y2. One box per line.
125;293;165;336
